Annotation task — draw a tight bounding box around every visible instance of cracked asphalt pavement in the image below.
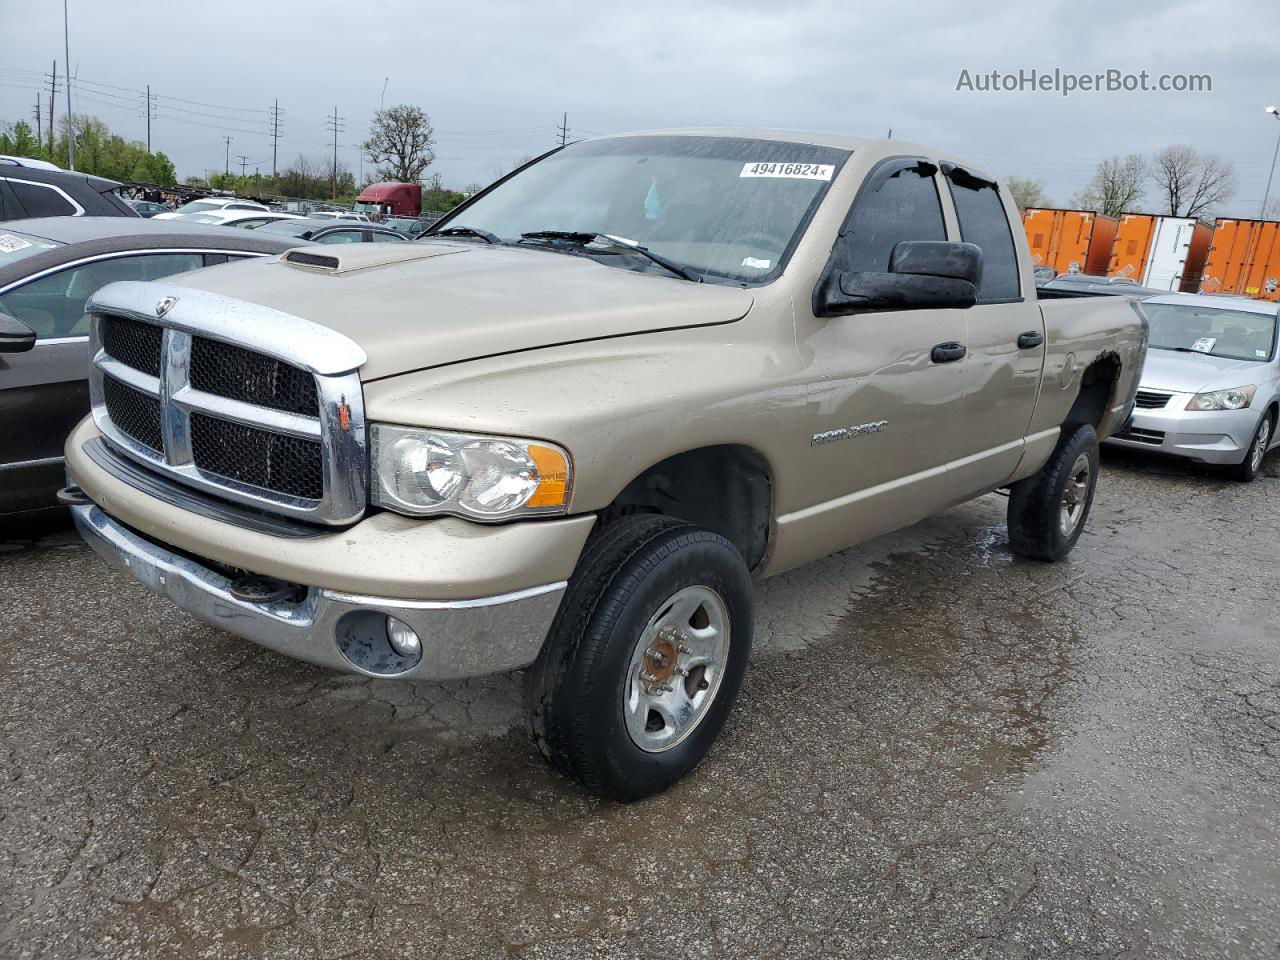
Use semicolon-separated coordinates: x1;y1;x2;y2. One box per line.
3;448;1280;959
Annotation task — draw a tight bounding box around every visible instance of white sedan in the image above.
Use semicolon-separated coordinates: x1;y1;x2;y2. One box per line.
166;210;306;229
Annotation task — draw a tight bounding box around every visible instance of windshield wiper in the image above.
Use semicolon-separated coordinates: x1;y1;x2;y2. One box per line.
424;225;500;244
518;230;701;282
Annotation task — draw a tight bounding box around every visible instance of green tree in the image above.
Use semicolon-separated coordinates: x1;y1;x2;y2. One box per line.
0;120;42;160
133;151;176;185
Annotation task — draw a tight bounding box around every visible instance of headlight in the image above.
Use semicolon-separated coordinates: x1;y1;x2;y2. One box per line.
1186;384;1256;411
371;424;571;520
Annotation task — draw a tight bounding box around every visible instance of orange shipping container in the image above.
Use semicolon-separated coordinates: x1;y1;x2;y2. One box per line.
1022;208;1118;276
1109;213;1212;292
1199;219;1280;302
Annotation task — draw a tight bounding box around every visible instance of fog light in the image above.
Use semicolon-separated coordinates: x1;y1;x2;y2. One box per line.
385;616;422;658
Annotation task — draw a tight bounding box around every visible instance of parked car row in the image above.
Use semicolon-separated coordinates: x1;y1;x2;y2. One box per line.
0;159;414;231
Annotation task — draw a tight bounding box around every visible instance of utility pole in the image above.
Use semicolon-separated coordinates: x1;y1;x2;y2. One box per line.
558;112;569;146
223;135;232;177
269;99;281;177
33;93;42;144
145;84;155;153
47;61;58;157
236;154;250;177
64;0;74;170
326;106;344;199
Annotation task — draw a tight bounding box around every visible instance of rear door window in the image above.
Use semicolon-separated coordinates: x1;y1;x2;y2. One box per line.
945;168;1021;302
0;252;203;339
316;230;362;244
5;179;80;217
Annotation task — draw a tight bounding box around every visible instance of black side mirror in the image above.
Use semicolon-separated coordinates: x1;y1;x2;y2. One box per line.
0;313;35;353
815;240;984;316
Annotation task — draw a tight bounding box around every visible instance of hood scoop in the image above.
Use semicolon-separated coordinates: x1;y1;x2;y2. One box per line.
281;242;466;274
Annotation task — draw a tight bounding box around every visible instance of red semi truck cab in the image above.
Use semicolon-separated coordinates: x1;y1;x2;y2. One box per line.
354;182;422;219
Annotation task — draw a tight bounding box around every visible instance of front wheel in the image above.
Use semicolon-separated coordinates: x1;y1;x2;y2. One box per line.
1226;411;1273;483
1007;423;1100;562
525;515;753;801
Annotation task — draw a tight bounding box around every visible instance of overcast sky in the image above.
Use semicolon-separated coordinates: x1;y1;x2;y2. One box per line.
2;0;1278;216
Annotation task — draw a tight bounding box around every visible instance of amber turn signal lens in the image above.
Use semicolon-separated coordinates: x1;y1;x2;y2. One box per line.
527;443;570;508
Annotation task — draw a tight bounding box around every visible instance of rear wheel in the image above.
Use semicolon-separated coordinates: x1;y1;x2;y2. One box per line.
525;515;753;801
1007;424;1099;562
1227;412;1272;483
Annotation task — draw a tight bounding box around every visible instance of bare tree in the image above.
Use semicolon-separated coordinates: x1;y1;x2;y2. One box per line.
362;104;435;183
1150;145;1234;220
1071;154;1147;217
1006;176;1050;212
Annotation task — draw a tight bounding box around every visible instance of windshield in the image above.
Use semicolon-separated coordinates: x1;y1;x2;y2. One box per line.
0;230;58;266
1144;302;1278;362
434;135;850;284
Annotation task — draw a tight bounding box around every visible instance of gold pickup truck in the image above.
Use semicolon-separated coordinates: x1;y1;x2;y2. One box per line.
63;130;1147;800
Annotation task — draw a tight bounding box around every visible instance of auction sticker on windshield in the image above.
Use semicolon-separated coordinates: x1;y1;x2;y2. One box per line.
0;234;33;253
740;162;834;180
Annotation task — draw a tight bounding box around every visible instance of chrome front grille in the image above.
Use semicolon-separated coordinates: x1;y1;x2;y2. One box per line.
1134;389;1172;409
101;314;162;377
86;281;368;526
189;413;324;500
102;374;163;452
189;336;320;415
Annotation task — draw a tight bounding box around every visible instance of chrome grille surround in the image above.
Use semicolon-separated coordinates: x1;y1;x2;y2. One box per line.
86;280;369;526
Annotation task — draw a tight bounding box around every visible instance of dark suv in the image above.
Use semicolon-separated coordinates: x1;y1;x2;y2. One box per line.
0;166;138;222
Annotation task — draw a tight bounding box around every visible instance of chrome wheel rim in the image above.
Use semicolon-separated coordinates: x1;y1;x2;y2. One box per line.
623;585;730;754
1251;418;1271;472
1059;452;1092;537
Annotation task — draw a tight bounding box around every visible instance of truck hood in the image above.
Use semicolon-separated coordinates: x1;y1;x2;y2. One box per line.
1140;347;1266;394
169;241;755;380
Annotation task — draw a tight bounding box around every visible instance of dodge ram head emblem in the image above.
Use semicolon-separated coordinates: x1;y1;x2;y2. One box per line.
155;296;178;318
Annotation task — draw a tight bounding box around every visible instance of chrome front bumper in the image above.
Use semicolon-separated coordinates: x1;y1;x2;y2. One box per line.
71;503;566;680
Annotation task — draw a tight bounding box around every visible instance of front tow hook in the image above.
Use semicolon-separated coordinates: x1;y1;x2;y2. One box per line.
56;485;93;506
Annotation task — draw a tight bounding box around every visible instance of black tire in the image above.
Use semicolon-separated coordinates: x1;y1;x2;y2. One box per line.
1007;424;1100;562
1226;411;1273;483
525;514;753;802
